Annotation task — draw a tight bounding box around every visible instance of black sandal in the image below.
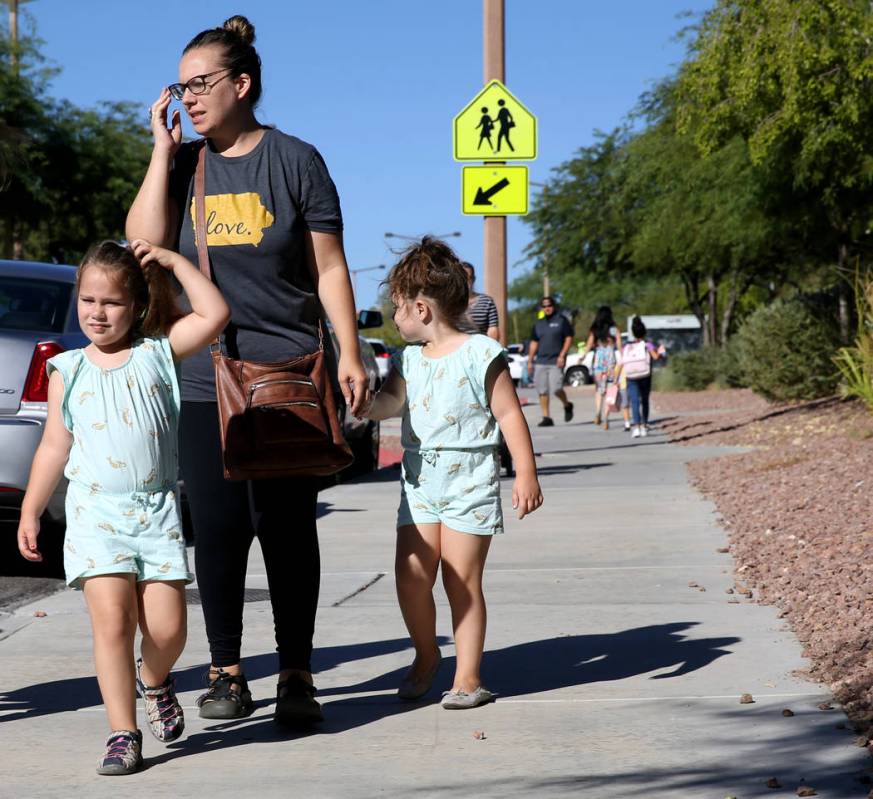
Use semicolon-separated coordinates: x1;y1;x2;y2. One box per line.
196;668;254;720
274;674;323;726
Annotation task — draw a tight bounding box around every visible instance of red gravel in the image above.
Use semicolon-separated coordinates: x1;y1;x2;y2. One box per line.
657;390;873;743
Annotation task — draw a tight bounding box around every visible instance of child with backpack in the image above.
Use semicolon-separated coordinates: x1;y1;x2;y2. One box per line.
616;316;665;438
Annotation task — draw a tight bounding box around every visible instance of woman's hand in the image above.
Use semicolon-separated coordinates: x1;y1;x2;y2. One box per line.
131;239;180;271
149;87;182;157
338;354;370;417
17;515;43;562
512;472;543;520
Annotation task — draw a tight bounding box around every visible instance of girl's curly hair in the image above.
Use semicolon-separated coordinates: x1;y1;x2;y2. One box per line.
386;236;469;326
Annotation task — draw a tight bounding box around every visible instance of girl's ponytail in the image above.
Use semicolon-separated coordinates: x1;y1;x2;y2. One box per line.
140;263;182;338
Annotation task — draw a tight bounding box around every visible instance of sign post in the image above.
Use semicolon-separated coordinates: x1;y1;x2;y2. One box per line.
450;0;537;344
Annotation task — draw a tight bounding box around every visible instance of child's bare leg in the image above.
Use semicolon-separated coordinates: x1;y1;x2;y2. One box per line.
593;385;603;418
395;523;442;676
440;526;492;693
83;574;139;731
137;580;187;686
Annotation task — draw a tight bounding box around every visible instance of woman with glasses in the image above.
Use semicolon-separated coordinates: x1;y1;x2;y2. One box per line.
126;14;367;727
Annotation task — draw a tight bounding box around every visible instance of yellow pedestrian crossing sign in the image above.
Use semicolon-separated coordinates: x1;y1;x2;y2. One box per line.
453;80;537;161
462;166;528;216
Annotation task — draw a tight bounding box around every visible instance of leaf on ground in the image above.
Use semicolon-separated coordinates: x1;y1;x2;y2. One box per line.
472;729;486;740
796;787;816;797
782;709;795;717
740;693;755;704
33;610;47;618
818;702;834;711
766;777;782;788
717;547;730;553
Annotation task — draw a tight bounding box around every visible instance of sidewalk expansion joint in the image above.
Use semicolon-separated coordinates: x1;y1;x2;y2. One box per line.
331;573;386;607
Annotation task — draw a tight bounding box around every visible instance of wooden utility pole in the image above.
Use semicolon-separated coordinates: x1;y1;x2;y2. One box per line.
483;0;507;345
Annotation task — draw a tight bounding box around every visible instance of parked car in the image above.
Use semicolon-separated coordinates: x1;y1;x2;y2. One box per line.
365;337;391;385
563;348;595;386
504;350;525;386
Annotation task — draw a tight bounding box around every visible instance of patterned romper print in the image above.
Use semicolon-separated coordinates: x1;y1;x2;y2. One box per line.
47;337;193;589
393;334;506;536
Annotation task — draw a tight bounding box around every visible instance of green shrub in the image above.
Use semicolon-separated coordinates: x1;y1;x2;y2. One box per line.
834;273;873;412
735;298;841;401
670;348;719;390
652;365;686;391
716;337;746;388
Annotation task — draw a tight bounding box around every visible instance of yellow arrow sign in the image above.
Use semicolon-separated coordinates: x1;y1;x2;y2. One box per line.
453;80;537;161
462;166;528;216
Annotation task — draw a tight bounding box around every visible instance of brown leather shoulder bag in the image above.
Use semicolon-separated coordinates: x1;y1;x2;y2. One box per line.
193;141;353;480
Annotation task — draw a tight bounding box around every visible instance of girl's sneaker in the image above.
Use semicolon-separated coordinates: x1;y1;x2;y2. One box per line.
135;658;185;742
441;686;494;709
96;729;143;776
624;421;631;431
197;668;254;719
641;426;649;437
631;426;642;438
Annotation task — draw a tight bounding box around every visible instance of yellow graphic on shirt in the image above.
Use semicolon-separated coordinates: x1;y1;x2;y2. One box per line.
190;192;275;247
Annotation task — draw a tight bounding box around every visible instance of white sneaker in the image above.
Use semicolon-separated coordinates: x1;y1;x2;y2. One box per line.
631;426;641;438
624;421;631;431
640;426;649;437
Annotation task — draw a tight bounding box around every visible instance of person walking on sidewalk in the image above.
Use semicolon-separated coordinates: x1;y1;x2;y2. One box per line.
583;306;623;428
527;297;574;427
364;237;542;709
616;316;665;438
126;15;368;727
17;240;230;775
461;262;499;340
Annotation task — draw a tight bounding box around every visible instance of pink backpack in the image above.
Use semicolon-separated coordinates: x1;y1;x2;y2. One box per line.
622;341;651;379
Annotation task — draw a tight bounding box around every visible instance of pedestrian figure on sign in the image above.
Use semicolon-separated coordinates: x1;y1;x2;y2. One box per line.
476;107;495;152
495;99;515;153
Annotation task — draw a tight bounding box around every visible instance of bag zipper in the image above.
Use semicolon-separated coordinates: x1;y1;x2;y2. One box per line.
254;400;319;410
249;378;313;395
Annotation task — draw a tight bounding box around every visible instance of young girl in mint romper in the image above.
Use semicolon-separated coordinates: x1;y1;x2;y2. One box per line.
17;240;229;775
365;237;543;709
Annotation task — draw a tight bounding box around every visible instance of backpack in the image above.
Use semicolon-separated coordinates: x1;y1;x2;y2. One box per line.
622;341;651;379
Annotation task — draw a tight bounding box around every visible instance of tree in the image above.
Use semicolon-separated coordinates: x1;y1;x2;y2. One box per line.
675;0;873;339
0;18;152;261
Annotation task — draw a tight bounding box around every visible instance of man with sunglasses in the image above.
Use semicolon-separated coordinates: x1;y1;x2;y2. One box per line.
527;297;574;427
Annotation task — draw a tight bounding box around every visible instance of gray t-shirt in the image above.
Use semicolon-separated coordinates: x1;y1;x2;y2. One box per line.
531;315;574;364
169;128;343;401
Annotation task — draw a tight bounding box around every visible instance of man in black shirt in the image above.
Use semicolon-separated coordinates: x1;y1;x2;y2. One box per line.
527;297;574;427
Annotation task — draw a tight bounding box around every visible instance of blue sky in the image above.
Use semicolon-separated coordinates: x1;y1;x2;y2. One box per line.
24;0;710;310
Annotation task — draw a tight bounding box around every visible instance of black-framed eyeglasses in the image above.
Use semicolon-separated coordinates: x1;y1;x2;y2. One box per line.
168;69;233;100
541;303;554;309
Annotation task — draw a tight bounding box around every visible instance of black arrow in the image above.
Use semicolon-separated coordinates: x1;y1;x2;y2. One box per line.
473;177;510;206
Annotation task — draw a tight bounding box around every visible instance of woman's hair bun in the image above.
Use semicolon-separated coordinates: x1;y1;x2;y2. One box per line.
222;15;255;45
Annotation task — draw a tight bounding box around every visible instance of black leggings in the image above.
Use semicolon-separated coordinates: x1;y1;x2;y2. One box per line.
180;401;320;672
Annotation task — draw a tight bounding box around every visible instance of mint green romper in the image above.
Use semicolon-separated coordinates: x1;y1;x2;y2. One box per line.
392;334;506;535
47;337;193;589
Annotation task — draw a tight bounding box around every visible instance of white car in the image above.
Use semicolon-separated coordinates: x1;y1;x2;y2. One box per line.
504;350;524;385
563;349;595;386
365;338;391;385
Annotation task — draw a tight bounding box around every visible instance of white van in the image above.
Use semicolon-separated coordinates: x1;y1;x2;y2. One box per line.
627;315;702;354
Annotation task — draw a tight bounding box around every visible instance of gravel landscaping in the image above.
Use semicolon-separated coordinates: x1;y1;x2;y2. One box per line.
655;389;873;746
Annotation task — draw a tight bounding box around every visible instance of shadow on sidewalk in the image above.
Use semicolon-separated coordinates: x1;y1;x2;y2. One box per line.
0;636;444;726
1;623;738;761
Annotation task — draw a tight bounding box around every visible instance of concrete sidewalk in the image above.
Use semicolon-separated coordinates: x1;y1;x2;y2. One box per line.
1;387;870;797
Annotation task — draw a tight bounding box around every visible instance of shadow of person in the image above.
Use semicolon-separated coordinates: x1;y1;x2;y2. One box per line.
0;636;439;725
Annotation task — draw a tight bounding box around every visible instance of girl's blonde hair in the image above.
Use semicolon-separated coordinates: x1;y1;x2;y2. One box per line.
386;236;469;326
77;241;181;339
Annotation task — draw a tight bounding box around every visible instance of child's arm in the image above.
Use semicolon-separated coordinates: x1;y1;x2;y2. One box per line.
486;360;543;520
363;369;406;421
131;239;231;360
18;371;73;562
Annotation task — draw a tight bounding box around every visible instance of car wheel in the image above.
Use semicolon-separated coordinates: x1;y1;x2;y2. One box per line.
564;366;591;387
